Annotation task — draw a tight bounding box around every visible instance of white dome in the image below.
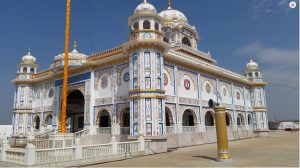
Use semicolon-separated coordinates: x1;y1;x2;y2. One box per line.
246;59;259;69
134;0;157;14
22;51;36;63
51;48;87;69
159;7;188;25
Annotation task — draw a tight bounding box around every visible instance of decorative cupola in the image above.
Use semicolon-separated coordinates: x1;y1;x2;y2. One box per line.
50;40;87;70
244;59;264;82
17;49;39;80
127;0;164;42
158;0;199;49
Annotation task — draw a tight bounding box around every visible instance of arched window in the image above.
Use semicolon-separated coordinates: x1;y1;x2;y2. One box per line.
154;22;159;30
237;113;244;125
182;110;195;126
182;37;191;47
226;113;232;126
255;72;259;77
248;73;252;77
248;114;252;125
205;111;214;126
143;20;151;29
23;67;27;73
133;22;139;30
30;68;35;74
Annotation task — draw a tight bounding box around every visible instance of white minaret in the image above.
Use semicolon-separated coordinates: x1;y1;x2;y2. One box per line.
244;59;268;130
125;0;169;136
12;50;39;135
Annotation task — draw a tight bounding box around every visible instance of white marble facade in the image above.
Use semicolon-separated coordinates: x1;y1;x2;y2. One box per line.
11;0;268;136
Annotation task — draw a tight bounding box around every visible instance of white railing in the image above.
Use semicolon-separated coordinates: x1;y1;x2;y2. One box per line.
97;127;111;134
117;141;139;154
35;147;75;165
237;125;246;130
82;143;112;159
34;139;74;149
205;126;216;132
5;148;25;164
120;127;130;135
75;129;89;139
226;125;234;131
166;126;174;134
182;126;197;133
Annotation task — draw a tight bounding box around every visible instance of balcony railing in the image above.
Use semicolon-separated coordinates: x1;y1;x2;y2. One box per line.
97;127;111;134
226;125;234;131
166;126;174;134
182;126;197;133
205;126;216;132
120;127;130;135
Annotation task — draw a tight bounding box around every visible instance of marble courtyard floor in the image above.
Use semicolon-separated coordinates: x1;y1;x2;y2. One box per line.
82;130;299;167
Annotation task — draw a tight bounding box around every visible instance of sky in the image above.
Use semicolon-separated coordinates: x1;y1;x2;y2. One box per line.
0;0;298;124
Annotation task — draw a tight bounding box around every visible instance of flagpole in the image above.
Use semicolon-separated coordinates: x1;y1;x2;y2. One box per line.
60;0;71;134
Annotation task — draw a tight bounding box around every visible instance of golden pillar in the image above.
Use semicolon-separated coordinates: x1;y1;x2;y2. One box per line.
214;106;231;161
60;0;71;134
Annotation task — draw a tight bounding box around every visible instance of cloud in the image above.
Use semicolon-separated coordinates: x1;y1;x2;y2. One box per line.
251;0;290;18
234;42;299;66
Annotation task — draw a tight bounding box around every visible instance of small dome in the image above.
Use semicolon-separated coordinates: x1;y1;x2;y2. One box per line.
246;59;259;69
22;50;36;64
51;48;87;69
159;7;188;25
134;0;157;14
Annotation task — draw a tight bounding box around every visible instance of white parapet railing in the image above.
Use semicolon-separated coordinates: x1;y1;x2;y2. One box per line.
75;129;89;139
182;126;197;133
117;141;139;154
82;143;112;159
5;148;25;165
35;147;75;165
237;125;246;130
226;125;234;132
97;127;111;134
34;139;74;149
205;126;216;132
166;126;174;134
120;127;130;135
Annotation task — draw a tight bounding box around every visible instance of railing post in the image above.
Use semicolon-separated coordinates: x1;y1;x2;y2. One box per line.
111;135;118;155
0;138;9;161
89;125;97;135
25;134;36;166
75;138;82;160
138;134;145;152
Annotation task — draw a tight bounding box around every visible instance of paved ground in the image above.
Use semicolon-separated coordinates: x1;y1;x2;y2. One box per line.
85;130;299;167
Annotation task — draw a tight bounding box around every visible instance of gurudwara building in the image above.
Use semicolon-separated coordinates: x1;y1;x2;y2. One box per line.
11;0;268;147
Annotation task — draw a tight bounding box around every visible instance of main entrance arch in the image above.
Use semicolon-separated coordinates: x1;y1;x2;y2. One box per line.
66;90;84;133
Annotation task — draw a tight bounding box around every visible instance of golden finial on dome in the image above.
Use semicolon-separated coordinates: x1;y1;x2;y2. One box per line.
73;39;77;50
168;0;172;9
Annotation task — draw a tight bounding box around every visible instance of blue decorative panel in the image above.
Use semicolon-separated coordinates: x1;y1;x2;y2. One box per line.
55;72;91;87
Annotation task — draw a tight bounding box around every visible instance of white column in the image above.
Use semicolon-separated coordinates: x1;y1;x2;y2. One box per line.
90;71;95;126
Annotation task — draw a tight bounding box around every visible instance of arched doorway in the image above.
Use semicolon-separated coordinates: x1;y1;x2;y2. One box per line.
44;115;52;128
225;113;232;126
205;111;214;132
98;110;111;127
237;113;245;126
165;107;174;134
205;111;214;126
34;116;40;130
182;110;195;126
66;90;85;133
120;107;130;134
